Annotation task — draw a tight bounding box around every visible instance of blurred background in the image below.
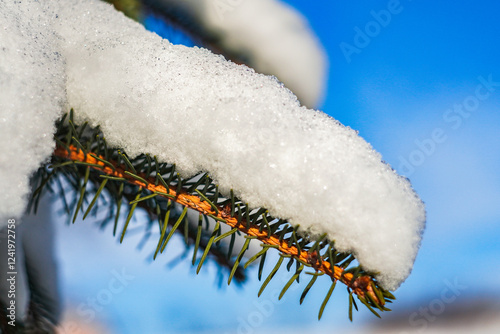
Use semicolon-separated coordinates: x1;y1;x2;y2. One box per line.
54;0;500;333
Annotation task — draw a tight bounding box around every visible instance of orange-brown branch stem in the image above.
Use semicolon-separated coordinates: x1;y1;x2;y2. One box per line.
53;144;382;304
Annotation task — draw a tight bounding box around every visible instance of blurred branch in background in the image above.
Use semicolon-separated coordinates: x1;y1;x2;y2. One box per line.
106;0;328;108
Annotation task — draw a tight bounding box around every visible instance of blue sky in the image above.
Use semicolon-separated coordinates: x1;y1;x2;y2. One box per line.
55;1;500;333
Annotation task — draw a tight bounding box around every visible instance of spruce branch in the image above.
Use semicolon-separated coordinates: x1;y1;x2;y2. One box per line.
30;111;397;320
52;143;384;300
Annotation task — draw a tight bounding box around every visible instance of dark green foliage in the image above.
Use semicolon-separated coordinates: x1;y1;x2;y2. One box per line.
30;111;395;320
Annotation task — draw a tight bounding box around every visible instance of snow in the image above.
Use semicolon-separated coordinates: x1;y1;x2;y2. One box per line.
0;0;425;290
0;0;66;225
149;0;327;108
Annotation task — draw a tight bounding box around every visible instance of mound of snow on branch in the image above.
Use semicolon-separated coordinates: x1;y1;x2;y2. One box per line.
0;0;425;290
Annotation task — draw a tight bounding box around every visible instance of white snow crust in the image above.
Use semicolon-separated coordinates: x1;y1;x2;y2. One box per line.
0;0;425;290
0;0;66;225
